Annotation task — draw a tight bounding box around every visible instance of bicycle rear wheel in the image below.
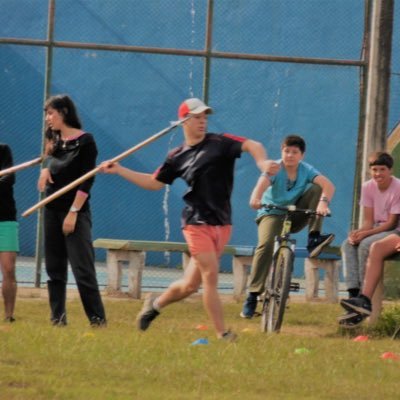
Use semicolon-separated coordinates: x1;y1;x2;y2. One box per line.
262;247;294;333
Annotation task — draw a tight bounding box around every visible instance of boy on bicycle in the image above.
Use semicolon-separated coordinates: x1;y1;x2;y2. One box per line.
241;135;335;319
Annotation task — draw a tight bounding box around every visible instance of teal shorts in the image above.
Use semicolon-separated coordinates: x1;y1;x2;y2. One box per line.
0;221;19;252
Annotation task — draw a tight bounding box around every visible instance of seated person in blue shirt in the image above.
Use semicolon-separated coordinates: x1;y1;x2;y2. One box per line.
241;134;335;318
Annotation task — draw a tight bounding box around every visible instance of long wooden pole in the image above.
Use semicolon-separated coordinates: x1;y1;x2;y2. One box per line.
22;118;189;218
0;156;43;177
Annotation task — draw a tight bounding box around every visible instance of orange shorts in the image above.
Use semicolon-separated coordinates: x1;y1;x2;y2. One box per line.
182;225;232;256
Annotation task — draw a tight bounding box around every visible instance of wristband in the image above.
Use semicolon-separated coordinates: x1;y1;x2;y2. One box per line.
319;196;329;205
69;206;80;213
260;172;270;178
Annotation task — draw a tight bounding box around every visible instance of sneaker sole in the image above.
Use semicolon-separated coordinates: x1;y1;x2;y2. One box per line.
338;310;366;327
337;311;359;322
340;299;371;316
309;234;335;258
339;319;365;329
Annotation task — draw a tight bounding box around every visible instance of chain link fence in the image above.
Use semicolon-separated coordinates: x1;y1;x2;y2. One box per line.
0;0;388;292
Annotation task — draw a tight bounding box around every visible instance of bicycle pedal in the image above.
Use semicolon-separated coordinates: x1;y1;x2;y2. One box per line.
289;282;300;292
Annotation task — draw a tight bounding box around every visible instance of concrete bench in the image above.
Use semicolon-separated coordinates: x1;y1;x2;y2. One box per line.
368;253;400;325
232;245;341;303
93;238;340;302
93;239;239;299
303;247;341;303
93;239;191;298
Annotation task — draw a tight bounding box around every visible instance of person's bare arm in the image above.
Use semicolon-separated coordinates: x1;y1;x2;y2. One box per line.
313;175;335;216
99;161;165;191
241;139;280;175
249;174;271;209
348;207;399;245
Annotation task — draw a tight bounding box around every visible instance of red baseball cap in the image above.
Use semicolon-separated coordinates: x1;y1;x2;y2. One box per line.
178;98;213;119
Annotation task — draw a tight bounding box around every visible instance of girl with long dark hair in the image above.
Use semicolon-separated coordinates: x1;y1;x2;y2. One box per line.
38;94;106;326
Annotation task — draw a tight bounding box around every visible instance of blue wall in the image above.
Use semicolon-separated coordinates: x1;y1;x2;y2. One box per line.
0;1;370;273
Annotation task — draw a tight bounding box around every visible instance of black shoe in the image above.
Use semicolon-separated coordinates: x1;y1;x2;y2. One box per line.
340;295;372;316
338;311;366;328
337;310;361;322
51;317;67;326
240;292;259;319
136;293;160;331
220;330;238;342
348;288;360;298
4;316;15;323
90;316;107;327
307;233;335;258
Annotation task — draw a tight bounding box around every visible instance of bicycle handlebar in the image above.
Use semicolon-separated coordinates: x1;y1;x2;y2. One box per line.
261;203;331;217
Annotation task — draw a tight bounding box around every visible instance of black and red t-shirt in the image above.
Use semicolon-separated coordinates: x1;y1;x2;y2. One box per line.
154;133;246;226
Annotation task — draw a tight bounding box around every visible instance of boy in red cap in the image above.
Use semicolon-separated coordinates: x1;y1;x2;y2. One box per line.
100;98;278;340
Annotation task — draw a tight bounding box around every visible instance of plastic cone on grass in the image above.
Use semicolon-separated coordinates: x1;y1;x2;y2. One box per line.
294;347;310;355
353;335;369;342
191;338;209;345
195;324;208;331
380;352;400;361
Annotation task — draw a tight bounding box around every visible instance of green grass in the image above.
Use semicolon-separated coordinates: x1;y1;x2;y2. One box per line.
1;294;400;399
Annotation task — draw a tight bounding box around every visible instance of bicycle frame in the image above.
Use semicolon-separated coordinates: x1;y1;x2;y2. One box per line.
260;204;318;333
273;212;297;254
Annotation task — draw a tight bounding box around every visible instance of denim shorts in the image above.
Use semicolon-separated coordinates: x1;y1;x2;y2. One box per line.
0;221;19;252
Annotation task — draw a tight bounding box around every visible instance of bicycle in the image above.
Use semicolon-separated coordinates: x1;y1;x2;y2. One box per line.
260;204;325;333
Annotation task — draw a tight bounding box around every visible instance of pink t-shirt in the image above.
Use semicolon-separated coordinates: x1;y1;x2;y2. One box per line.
360;177;400;228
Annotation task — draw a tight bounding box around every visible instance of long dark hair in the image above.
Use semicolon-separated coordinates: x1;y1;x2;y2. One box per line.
44;94;82;129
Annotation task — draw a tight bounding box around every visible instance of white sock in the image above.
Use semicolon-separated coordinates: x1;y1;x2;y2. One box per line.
152;297;161;312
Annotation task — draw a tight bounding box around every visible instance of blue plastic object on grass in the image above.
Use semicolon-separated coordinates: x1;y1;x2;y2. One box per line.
191;338;209;345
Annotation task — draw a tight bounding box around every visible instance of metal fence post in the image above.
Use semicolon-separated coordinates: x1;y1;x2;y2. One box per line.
202;0;214;104
34;0;56;287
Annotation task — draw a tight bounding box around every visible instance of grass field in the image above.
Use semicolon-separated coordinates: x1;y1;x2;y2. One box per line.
1;290;400;400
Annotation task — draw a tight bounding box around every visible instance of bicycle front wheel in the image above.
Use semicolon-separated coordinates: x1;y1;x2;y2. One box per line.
266;247;293;333
260;269;273;333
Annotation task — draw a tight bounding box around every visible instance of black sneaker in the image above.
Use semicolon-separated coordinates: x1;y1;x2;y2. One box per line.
4;316;15;323
51;317;67;327
348;288;360;298
137;293;160;331
338;311;366;328
51;312;67;326
340;295;372;316
220;330;238;342
90;316;107;327
240;292;259;319
307;233;335;258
